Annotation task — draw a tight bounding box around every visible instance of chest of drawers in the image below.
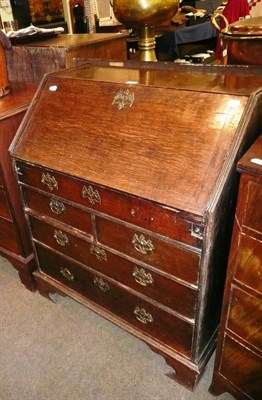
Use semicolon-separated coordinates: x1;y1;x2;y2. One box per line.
10;62;262;390
6;33;128;84
209;135;262;399
0;82;37;290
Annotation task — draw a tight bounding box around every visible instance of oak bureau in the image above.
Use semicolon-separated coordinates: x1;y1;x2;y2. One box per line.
10;62;262;390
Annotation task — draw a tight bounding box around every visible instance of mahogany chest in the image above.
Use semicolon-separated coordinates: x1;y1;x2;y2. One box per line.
0;82;37;290
209;134;262;399
10;62;262;390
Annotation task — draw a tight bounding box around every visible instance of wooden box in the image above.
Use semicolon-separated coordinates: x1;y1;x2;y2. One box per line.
6;33;128;84
10;61;262;390
0;82;37;290
209;135;262;399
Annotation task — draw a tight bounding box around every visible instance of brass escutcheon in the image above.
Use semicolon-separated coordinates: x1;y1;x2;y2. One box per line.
132;233;155;255
134;306;153;324
41;172;58;191
82;185;101;205
53;229;69;246
93;276;110;292
60;267;74;282
112;89;134;110
132;267;154;287
49;198;65;215
90;244;107;262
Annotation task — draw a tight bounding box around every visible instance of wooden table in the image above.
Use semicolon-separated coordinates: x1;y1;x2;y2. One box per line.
6;33;128;84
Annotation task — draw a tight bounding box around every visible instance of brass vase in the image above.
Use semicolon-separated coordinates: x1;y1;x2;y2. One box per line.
110;0;179;62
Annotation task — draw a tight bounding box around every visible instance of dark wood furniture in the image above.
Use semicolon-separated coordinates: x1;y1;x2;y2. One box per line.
0;82;37;290
209;134;262;400
6;33;128;84
10;62;262;390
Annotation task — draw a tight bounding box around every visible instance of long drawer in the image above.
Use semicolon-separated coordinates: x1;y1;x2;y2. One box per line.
219;335;262;399
15;161;204;248
227;285;262;351
35;243;194;358
234;234;262;294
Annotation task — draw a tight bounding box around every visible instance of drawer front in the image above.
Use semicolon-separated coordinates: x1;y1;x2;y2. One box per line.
29;215;92;265
0;189;12;221
219;335;262;399
0;218;20;253
227;286;262;351
241;180;262;233
23;187;93;236
96;216;200;286
83;241;197;319
35;244;194;358
15;161;204;248
235;234;262;294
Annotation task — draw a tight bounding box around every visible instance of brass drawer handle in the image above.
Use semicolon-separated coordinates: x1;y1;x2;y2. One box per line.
90;244;107;262
132;267;154;287
41;172;58;191
49;198;65;215
60;267;74;282
132;233;155;255
134;306;153;324
53;229;69;246
94;276;110;292
82;185;101;205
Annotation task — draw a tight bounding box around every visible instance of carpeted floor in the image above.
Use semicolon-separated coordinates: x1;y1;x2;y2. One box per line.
0;256;235;400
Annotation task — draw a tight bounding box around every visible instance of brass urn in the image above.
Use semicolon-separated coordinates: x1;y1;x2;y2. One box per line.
111;0;179;62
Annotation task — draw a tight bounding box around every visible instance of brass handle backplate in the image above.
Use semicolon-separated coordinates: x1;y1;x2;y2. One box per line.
112;89;135;110
41;172;58;191
94;276;110;292
49;198;65;215
60;267;74;282
134;306;153;324
132;233;155;255
53;229;69;246
82;185;101;205
90;244;107;262
132;267;154;287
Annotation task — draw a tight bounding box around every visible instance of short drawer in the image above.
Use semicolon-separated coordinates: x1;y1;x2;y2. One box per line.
80;241;197;319
219;335;262;399
0;218;20;254
96;216;200;286
0;189;12;221
235;233;262;294
227;286;262;351
35;244;194;358
29;215;92;266
23;187;93;236
15;161;204;248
